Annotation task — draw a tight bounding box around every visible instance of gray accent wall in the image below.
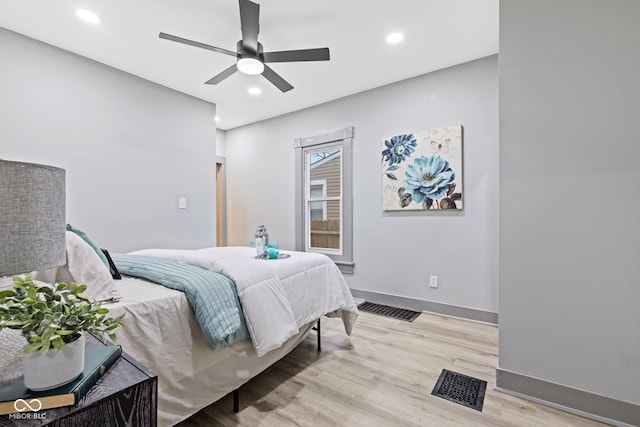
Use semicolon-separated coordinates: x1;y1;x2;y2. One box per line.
498;0;640;420
0;28;218;252
224;56;499;314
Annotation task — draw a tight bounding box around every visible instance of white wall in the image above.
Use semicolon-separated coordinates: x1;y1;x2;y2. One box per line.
0;29;218;252
499;0;640;413
225;56;499;314
216;129;226;157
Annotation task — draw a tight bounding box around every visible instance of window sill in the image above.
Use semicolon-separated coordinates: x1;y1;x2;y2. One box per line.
334;261;355;275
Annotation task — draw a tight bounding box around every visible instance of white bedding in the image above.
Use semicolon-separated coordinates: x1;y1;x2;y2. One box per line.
106;277;318;427
130;246;359;357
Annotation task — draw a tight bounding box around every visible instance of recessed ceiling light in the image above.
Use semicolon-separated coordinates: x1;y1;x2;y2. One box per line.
248;87;262;95
214;116;220;122
76;9;101;24
386;32;404;44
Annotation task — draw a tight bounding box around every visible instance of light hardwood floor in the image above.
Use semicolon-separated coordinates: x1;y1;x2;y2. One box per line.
178;310;609;427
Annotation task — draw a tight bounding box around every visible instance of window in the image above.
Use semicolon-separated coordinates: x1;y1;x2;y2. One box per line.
307;149;340;252
295;127;354;274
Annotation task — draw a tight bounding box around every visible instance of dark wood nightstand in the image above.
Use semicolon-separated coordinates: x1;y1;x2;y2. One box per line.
0;334;157;427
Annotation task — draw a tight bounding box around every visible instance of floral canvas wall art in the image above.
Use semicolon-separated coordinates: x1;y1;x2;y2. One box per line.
381;125;463;211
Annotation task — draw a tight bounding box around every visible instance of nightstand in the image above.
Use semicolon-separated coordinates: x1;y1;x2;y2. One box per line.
0;333;157;427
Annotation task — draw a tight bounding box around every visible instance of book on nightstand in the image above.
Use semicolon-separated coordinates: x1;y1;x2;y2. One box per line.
0;344;122;415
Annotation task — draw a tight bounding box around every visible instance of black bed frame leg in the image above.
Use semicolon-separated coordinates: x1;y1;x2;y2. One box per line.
231;320;320;414
316;318;321;352
233;388;239;413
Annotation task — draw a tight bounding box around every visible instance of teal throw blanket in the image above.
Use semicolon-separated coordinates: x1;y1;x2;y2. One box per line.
112;254;249;350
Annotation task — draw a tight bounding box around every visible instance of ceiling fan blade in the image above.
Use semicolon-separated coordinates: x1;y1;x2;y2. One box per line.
262;65;293;92
205;64;239;85
159;32;236;57
239;0;260;53
263;48;330;63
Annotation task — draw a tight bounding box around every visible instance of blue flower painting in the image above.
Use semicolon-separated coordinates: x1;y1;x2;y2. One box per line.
381;125;463;210
404;156;455;202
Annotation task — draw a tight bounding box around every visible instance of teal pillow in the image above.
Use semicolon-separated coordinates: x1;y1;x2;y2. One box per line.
66;224;109;268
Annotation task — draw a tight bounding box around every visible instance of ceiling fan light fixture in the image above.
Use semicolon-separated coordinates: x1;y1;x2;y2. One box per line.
159;0;329;92
237;57;264;75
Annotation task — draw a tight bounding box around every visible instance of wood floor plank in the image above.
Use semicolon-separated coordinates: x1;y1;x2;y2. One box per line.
178;311;610;427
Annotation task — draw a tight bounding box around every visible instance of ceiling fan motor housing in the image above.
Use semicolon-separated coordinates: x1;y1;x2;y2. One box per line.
237;40;264;62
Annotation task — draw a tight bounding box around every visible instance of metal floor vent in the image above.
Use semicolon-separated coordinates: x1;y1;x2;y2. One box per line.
357;302;421;322
431;369;487;411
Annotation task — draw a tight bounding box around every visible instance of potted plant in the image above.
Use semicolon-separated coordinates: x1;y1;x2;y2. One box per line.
0;275;125;391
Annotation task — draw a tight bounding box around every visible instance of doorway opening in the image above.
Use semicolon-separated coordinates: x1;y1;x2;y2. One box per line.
215;157;226;246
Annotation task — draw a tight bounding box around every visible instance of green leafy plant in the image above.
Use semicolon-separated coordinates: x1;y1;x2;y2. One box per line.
0;275;125;354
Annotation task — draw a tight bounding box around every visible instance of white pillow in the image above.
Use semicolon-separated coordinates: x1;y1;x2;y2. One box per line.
32;231;119;302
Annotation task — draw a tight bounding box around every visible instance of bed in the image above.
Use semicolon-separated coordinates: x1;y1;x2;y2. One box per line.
33;234;358;427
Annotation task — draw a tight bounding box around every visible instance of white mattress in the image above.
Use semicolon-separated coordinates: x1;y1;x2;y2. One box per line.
106;276;316;427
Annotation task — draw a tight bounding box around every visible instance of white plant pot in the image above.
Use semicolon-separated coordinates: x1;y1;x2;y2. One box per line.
23;334;85;391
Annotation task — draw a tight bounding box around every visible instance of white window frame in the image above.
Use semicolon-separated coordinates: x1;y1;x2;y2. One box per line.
294;127;354;274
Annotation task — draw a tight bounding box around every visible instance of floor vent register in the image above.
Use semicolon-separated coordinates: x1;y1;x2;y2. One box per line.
356;301;421;322
431;369;487;411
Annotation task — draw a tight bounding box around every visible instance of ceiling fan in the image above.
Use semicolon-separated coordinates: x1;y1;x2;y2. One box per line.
158;0;330;93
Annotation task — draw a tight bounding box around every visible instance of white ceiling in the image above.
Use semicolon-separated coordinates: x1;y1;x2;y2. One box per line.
0;0;499;130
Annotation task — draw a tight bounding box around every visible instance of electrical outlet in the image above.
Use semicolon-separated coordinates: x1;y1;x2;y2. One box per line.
429;275;438;288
